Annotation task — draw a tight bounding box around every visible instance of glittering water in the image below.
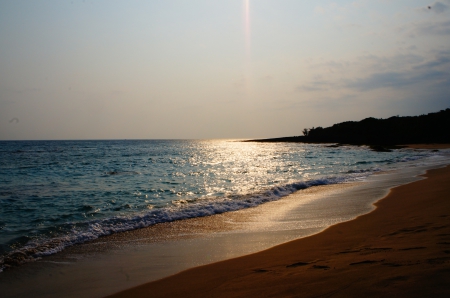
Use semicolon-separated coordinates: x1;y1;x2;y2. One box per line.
0;140;448;270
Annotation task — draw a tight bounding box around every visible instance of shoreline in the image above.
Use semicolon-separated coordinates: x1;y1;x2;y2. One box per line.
1;182;373;298
108;165;450;297
1;145;449;297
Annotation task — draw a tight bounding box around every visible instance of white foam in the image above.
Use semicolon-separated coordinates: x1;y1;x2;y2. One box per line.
0;173;371;270
2;151;449;271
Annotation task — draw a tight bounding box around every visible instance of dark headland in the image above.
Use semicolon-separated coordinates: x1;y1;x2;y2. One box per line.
246;109;450;151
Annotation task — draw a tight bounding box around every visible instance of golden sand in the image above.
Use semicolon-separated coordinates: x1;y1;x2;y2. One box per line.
108;165;450;297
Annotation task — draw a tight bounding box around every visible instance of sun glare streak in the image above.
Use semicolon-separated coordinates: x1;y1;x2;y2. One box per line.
244;0;251;57
243;0;252;96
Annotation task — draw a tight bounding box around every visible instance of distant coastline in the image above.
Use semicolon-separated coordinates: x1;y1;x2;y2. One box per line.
246;109;450;151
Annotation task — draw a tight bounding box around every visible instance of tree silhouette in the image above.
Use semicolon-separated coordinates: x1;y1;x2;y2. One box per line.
248;109;450;146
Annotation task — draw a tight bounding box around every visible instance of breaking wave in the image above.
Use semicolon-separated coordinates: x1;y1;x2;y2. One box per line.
0;173;369;271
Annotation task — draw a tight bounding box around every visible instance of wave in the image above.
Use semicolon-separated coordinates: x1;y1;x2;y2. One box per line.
0;172;373;272
347;167;381;174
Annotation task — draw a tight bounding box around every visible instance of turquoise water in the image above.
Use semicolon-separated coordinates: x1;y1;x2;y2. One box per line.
0;140;448;270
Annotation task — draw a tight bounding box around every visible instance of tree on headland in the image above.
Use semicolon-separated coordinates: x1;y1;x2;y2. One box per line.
303;109;450;145
249;108;450;146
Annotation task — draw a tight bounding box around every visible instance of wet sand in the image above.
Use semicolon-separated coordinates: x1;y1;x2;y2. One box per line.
108;165;450;297
1;183;370;298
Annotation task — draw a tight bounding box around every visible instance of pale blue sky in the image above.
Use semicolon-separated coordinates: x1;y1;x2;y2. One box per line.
1;0;449;140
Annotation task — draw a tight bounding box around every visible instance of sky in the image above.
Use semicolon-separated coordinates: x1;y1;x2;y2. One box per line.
1;0;449;140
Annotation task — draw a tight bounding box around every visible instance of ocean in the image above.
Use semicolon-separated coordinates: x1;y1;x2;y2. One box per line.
1;139;449;272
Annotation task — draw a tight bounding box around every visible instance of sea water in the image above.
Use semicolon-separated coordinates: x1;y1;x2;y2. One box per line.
0;139;449;271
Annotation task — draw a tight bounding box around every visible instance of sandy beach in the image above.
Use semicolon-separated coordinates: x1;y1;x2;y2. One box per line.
108;164;450;297
2;0;449;295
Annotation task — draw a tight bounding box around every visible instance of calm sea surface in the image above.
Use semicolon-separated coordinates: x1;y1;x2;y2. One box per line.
0;140;449;271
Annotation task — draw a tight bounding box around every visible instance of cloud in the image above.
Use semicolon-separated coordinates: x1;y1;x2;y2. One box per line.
429;1;450;13
357;54;425;72
419;1;450;13
346;72;410;91
298;78;333;92
346;69;447;91
413;52;450;70
345;52;450;91
414;20;450;35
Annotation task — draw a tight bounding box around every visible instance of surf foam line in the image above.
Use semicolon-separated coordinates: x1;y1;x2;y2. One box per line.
0;170;379;272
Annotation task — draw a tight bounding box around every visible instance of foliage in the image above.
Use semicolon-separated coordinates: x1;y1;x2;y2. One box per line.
303;109;450;145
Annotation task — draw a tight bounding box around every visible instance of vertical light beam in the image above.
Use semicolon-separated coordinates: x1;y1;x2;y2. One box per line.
244;0;251;58
243;0;252;96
